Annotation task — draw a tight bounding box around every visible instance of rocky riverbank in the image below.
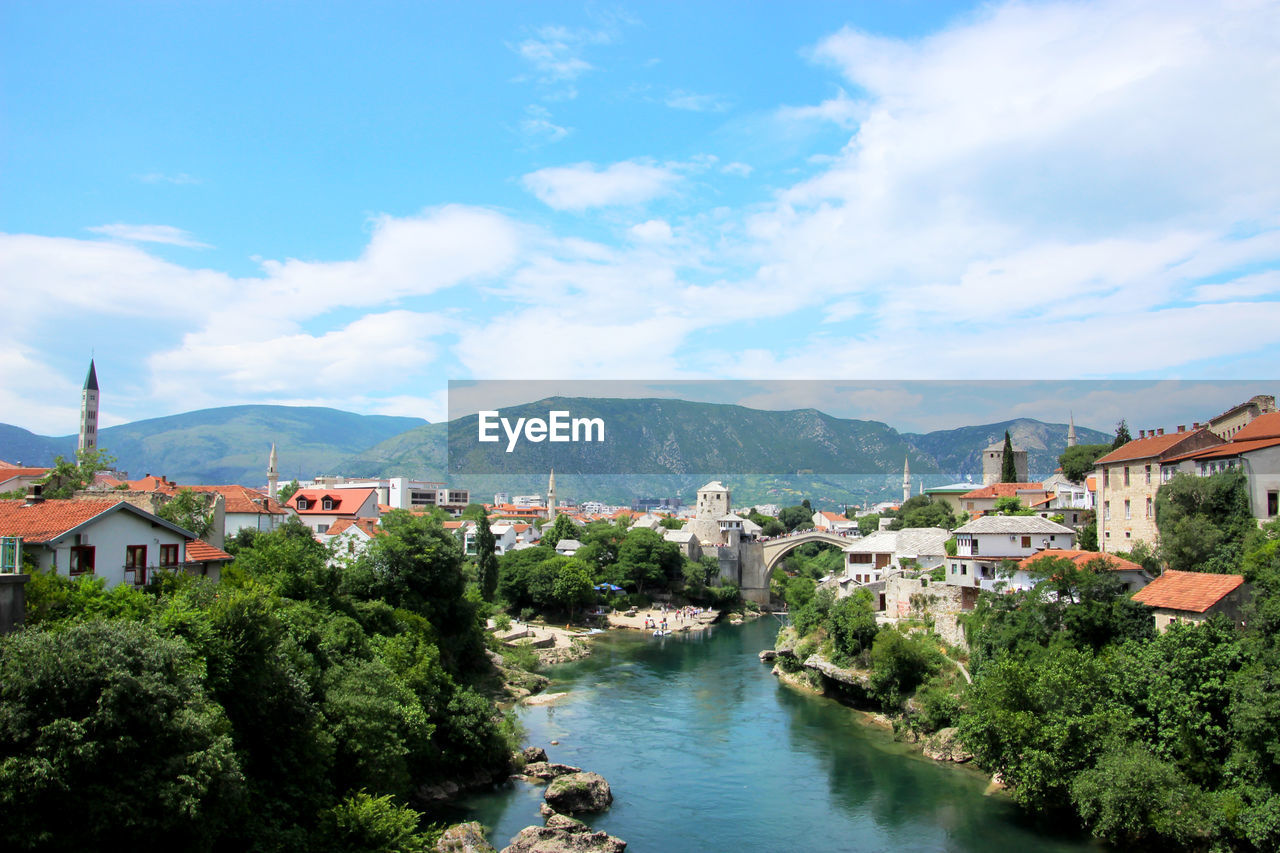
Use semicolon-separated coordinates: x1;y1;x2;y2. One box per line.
435;746;626;853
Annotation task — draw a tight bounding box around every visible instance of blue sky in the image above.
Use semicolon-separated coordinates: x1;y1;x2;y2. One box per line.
2;1;1277;437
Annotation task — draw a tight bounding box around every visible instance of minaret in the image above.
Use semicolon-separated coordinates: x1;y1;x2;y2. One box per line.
78;359;99;455
546;469;557;520
902;456;911;504
267;444;279;500
1067;413;1078;448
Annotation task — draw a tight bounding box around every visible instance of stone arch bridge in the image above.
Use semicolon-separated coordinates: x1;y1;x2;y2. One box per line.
761;530;853;571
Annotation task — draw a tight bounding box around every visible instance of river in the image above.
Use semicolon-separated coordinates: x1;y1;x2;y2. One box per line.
455;617;1098;852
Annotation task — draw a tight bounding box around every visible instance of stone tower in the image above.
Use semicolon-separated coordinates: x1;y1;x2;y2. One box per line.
267;444;279;500
902;456;911;504
546;469;557;520
982;439;1028;485
688;481;731;544
1067;413;1077;448
78;359;99;455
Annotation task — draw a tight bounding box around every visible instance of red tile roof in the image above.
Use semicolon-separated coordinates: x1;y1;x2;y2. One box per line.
1165;435;1280;463
0;498;123;542
288;488;378;515
960;482;1045;500
0;467;50;480
1095;429;1218;465
1232;411;1280;441
1018;549;1146;574
187;485;287;515
185;539;232;562
1133;570;1245;613
325;518;381;538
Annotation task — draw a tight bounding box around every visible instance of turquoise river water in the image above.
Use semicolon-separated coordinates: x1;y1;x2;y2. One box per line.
453;618;1099;852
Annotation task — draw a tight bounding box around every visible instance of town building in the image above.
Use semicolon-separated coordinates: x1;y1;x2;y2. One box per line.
956;482;1047;517
287;487;380;534
981;439;1027;485
1093;426;1223;553
1161;412;1280;524
842;527;950;585
1133;570;1250;632
923;482;978;515
1206;395;1277;440
948;515;1076;590
0;495;230;588
1015;549;1152;594
78;359;99;455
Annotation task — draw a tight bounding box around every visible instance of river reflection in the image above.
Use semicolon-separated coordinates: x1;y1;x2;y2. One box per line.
453;619;1098;852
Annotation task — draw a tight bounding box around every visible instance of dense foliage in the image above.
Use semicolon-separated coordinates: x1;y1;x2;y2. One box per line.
0;513;512;851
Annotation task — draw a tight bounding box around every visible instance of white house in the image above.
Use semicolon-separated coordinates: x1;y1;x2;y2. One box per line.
287;487;380;534
1015;549;1153;594
554;538;583;557
0;497;230;588
812;510;858;533
948;515;1077;590
842;527;950;585
323;517;382;562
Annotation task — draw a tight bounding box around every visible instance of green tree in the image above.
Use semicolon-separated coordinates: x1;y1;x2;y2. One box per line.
1156;468;1255;572
778;504;814;532
551;559;595;622
827;590;878;663
612;528;683;595
316;791;438;852
1059;443;1111;482
38;447;117;498
459;503;488;520
278;479;301;503
158;487;216;539
857;514;881;536
474;513;498;602
1113;419;1133;450
541;513;579;549
1070;742;1207;846
0;620;243;850
1000;431;1018;483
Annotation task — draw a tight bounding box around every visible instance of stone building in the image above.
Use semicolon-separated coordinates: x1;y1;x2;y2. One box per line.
686;481;731;545
1093;426;1222;554
981;439;1028;485
1206;394;1277;440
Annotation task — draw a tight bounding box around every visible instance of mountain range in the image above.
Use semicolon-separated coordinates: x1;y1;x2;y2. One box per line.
0;399;1109;507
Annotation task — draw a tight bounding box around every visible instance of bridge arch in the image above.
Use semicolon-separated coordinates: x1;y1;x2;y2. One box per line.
761;530;853;572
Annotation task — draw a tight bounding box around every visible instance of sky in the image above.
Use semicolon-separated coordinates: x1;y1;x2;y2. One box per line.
2;0;1278;438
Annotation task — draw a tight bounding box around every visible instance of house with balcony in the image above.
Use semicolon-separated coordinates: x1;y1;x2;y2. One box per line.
947;515;1076;591
1160;412;1280;525
842;527;950;586
0;495;229;588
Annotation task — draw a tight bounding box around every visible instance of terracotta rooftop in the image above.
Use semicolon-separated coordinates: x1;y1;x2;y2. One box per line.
1165;435;1280;463
0;498;121;542
1133;570;1244;613
0;467;50;480
187;484;287;515
288;488;378;515
959;482;1045;500
1019;549;1146;574
325;518;381;538
1231;411;1280;441
1095;429;1218;465
185;539;233;562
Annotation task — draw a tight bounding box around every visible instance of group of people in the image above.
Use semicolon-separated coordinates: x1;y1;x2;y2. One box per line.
643;604;709;632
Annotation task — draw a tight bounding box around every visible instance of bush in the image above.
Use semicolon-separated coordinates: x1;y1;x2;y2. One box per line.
914;677;962;734
1071;742;1207;846
868;629;942;709
316;791;440;852
493;612;512;632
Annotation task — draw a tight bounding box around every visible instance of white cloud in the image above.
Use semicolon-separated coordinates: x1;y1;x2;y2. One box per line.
629;219;673;243
522;160;681;211
665;90;729;112
87;223;211;248
776;88;865;128
519;104;570;142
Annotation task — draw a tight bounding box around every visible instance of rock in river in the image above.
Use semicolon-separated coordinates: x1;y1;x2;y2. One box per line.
544;771;613;814
436;821;497;853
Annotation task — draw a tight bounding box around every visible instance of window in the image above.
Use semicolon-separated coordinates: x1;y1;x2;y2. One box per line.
317;524;330;534
159;544;179;566
125;545;147;568
1021;536;1032;548
1269;491;1278;517
1124;467;1130;487
296;498;309;510
1104;501;1111;520
69;545;95;574
321;497;334;511
960;564;968;575
1145;465;1151;485
1146;498;1153;518
1124;499;1131;519
1104;469;1110;488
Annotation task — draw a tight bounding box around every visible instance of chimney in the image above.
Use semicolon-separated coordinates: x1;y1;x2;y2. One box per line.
24;483;44;505
1139;430;1146;438
1157;428;1165;436
1178;425;1185;433
1193;422;1201;429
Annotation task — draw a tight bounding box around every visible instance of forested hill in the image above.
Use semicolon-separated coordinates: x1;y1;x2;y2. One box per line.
1;399;1108;500
0;406;426;486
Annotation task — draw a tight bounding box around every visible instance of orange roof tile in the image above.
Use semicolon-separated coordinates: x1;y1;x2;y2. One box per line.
0;467;50;480
185;539;232;562
1230;411;1280;441
325;518;381;538
1019;549;1146;574
288;488;378;515
960;482;1045;500
0;498;120;542
1095;429;1218;465
1086;477;1097;491
186;485;287;515
1133;569;1244;613
1165;435;1280;463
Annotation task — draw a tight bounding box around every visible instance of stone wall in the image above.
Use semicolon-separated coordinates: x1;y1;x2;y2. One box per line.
883;575;975;650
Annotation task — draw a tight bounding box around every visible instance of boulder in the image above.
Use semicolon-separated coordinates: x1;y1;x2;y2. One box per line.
544;772;613;814
500;826;626;853
922;727;973;763
539;803;555;818
802;654;871;689
545;814;587;832
523;746;549;763
436;821;497;853
758;649;777;662
524;762;583;781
